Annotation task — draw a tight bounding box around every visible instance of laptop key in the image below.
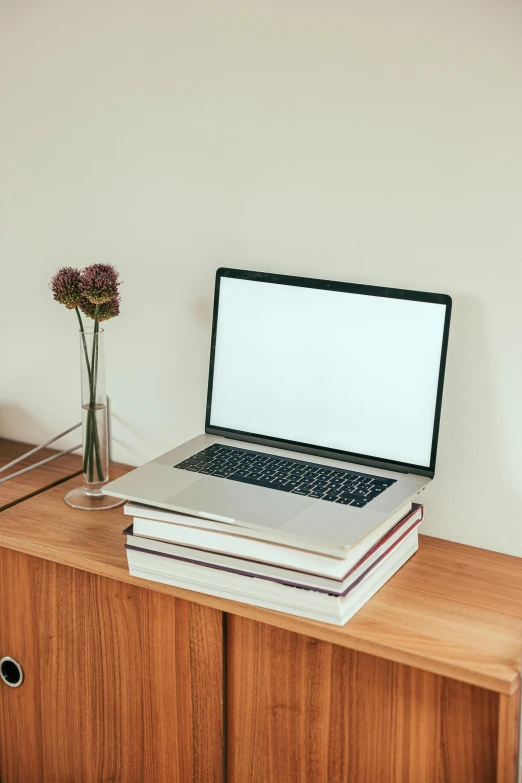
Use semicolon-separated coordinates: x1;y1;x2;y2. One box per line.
228;473;292;491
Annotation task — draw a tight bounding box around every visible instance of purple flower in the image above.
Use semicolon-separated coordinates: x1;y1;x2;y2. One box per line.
80;294;121;322
80;263;120;304
49;267;82;309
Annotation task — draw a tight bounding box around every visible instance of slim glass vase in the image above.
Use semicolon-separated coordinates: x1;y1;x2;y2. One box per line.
65;326;124;510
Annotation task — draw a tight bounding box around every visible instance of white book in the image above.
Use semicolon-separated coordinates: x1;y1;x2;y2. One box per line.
125;505;423;593
126;500;413;558
127;529;419;626
127;502;418;580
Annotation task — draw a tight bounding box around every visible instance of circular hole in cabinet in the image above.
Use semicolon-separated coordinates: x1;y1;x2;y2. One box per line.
0;657;24;688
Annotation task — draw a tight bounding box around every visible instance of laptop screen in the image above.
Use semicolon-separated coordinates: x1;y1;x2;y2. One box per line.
206;270;451;475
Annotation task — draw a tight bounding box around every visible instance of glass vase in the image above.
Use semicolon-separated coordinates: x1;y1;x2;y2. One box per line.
64;326;124;510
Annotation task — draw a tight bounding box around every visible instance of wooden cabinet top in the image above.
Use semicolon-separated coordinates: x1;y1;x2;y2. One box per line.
1;440;521;695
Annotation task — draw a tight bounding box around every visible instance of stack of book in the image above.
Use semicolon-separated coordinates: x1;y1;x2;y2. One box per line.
123;500;423;626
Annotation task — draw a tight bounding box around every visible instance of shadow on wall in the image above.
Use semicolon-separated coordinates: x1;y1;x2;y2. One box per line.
110;410;169;467
447;296;502;481
193;294;214;329
424;293;521;547
0;405;64;447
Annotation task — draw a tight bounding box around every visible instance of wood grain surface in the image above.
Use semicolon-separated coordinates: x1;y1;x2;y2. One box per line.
0;438;81;511
497;689;521;783
0;547;44;782
226;616;506;783
0;546;223;783
0;450;522;694
0;463;521;694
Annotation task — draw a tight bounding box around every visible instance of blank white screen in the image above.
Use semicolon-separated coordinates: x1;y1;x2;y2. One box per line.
210;277;447;468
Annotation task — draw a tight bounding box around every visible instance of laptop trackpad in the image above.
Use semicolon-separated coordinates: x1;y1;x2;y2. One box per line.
166;476;314;530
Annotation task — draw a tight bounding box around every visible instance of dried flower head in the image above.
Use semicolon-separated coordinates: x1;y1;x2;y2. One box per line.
49;266;82;309
80;263;120;304
80;294;121;322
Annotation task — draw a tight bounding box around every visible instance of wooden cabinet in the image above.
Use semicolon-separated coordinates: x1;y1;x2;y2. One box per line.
0;547;223;782
0;441;521;782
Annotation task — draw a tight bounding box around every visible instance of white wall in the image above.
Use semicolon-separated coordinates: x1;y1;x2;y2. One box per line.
1;0;521;556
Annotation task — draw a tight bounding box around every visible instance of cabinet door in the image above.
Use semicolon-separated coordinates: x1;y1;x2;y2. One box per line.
0;547;43;782
0;547;223;782
226;616;505;783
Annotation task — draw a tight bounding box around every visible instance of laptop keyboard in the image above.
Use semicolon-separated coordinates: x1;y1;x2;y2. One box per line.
174;443;396;507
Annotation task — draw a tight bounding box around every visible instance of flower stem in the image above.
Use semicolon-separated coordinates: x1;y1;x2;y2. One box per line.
75;308;89;373
89;307;104;482
76;308;94;475
79;305;104;484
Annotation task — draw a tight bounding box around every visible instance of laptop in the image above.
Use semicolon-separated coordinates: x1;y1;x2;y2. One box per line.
104;268;452;547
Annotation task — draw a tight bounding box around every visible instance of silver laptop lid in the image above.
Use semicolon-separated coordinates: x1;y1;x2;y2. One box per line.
205;269;452;478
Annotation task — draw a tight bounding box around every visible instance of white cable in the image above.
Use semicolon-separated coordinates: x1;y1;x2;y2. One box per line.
0;423;81;474
0;444;82;484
